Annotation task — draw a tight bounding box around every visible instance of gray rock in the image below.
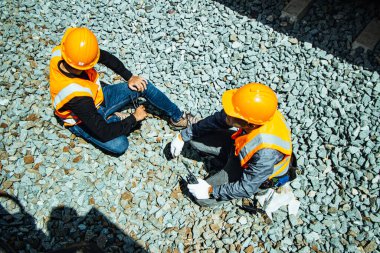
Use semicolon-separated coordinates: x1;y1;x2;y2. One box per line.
222;237;234;244
370;214;380;223
215;240;224;248
152;32;166;41
310;204;320;212
364;240;378;252
305;232;320;243
291;180;301;189
304;42;312;50
229;33;238;42
288;38;298;44
0;98;10;106
239;216;248;225
231;41;242;49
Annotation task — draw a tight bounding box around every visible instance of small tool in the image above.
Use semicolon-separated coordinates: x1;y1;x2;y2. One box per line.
129;94;145;128
185;166;199;184
239;198;265;215
239;189;275;215
177;157;198;184
262;189;275;210
130;95;139;109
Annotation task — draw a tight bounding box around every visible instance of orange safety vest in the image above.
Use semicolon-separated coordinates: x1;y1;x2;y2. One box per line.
49;45;104;126
232;110;292;179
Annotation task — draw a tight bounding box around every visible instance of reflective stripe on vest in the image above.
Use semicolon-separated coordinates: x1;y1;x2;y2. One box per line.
270;155;291;179
240;149;291;179
62;118;77;125
53;83;93;108
233;110;292;179
239;133;291;160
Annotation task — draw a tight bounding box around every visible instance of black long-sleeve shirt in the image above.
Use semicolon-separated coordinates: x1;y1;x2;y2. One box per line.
59;49;136;142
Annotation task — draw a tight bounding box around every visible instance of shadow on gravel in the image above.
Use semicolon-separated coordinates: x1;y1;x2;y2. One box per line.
213;0;380;72
0;192;147;253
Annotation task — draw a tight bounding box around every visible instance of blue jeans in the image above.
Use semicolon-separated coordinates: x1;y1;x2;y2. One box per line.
69;81;183;155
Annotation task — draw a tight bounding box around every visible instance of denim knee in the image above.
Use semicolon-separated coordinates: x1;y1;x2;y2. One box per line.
104;136;129;155
142;81;155;95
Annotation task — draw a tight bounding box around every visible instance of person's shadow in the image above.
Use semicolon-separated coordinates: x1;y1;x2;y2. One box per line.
0;192;46;252
0;192;147;253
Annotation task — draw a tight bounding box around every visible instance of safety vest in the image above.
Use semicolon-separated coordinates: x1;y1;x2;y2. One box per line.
232;110;292;179
49;45;104;126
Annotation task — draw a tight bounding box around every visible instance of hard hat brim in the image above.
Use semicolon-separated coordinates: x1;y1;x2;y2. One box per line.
222;89;244;120
62;48;100;70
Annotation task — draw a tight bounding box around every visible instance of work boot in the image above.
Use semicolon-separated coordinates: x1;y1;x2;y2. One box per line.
169;113;199;130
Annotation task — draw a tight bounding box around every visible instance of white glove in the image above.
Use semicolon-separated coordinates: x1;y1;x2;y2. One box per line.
188;178;211;199
170;133;184;157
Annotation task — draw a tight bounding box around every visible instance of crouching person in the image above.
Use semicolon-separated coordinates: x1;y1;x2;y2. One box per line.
170;83;293;206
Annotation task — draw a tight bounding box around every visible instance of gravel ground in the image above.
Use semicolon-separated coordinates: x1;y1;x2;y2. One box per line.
0;0;379;252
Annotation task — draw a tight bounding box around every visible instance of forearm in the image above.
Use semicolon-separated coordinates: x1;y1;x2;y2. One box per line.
180;110;230;141
82;113;137;142
212;149;282;201
99;49;133;81
65;97;137;142
212;171;268;200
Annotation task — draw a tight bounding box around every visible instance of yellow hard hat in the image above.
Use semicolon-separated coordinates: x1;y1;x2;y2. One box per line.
61;27;100;70
222;83;278;125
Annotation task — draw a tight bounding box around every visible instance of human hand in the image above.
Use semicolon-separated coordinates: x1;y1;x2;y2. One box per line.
187;179;211;199
128;75;147;92
170;133;184;157
133;105;147;121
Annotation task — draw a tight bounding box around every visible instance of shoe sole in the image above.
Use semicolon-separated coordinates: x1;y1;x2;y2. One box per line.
169;125;187;130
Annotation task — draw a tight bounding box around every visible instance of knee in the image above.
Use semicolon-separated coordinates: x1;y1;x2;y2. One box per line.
104;136;129;155
196;199;211;207
190;140;221;157
142;80;156;95
189;140;202;150
195;198;221;207
145;80;153;88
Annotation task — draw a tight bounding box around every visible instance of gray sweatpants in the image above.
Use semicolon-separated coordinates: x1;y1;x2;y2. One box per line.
189;130;243;207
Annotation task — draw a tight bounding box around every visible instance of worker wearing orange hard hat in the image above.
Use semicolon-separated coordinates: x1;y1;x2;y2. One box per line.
170;83;295;206
50;27;197;155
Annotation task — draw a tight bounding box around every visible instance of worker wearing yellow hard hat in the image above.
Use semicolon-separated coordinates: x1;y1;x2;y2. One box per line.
170;83;295;206
49;27;197;155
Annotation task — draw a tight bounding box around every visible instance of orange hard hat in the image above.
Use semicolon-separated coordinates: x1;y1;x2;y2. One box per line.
222;83;278;125
60;27;100;70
